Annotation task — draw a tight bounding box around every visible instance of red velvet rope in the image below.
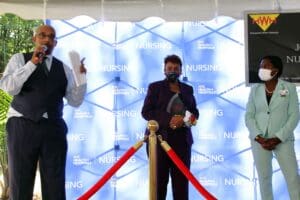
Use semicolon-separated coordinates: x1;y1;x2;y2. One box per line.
77;137;217;200
165;148;217;200
77;146;138;200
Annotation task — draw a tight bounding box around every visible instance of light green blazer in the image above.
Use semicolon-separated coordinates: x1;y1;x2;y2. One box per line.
245;79;299;142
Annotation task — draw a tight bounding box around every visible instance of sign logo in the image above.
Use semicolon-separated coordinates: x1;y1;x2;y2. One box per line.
250;14;279;31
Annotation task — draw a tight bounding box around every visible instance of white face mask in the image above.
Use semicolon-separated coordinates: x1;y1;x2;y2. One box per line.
258;68;275;81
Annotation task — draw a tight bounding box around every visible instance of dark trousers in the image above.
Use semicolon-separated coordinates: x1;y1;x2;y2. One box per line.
6;117;68;200
148;132;191;200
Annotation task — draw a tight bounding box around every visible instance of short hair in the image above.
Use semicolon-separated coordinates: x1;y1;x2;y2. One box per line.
260;55;283;77
164;54;182;67
32;25;56;37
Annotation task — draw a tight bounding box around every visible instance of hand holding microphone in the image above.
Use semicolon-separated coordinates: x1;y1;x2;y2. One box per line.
31;45;48;64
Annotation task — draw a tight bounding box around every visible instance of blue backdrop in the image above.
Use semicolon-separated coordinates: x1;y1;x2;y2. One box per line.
47;15;300;200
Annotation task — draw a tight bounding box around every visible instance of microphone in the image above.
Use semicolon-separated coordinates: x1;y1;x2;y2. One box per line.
37;45;48;59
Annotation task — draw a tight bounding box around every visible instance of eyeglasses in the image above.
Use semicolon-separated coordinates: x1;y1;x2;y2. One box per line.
36;32;56;40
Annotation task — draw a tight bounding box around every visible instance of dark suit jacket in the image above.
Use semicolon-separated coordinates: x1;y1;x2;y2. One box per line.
142;79;199;145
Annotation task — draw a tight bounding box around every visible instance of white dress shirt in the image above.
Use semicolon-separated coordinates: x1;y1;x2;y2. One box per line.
0;53;87;119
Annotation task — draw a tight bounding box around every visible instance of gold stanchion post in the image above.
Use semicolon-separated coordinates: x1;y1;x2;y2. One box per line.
147;120;159;200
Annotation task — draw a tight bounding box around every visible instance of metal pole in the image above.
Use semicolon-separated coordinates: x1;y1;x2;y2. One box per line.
147;120;159;200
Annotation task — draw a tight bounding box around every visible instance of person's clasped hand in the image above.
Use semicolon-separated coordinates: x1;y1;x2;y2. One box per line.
169;115;184;130
261;137;282;150
256;135;281;151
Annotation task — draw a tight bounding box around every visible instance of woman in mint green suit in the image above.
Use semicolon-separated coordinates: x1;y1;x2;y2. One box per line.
245;55;300;200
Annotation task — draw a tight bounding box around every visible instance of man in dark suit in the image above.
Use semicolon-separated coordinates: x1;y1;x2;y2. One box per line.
142;54;199;200
0;25;87;200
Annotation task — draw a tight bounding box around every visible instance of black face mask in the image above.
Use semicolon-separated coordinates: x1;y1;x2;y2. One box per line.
166;72;179;82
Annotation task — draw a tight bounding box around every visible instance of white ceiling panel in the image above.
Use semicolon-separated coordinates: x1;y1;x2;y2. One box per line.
0;0;299;21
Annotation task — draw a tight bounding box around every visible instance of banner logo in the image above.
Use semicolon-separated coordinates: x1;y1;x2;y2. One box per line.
250;14;279;31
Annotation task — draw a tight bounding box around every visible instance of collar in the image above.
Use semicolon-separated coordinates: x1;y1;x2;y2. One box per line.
45;54;53;66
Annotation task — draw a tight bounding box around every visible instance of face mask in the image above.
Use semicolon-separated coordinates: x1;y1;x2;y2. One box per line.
166;72;179;82
258;68;275;81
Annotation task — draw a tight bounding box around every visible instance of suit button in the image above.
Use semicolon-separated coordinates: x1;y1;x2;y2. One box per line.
267;111;270;114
